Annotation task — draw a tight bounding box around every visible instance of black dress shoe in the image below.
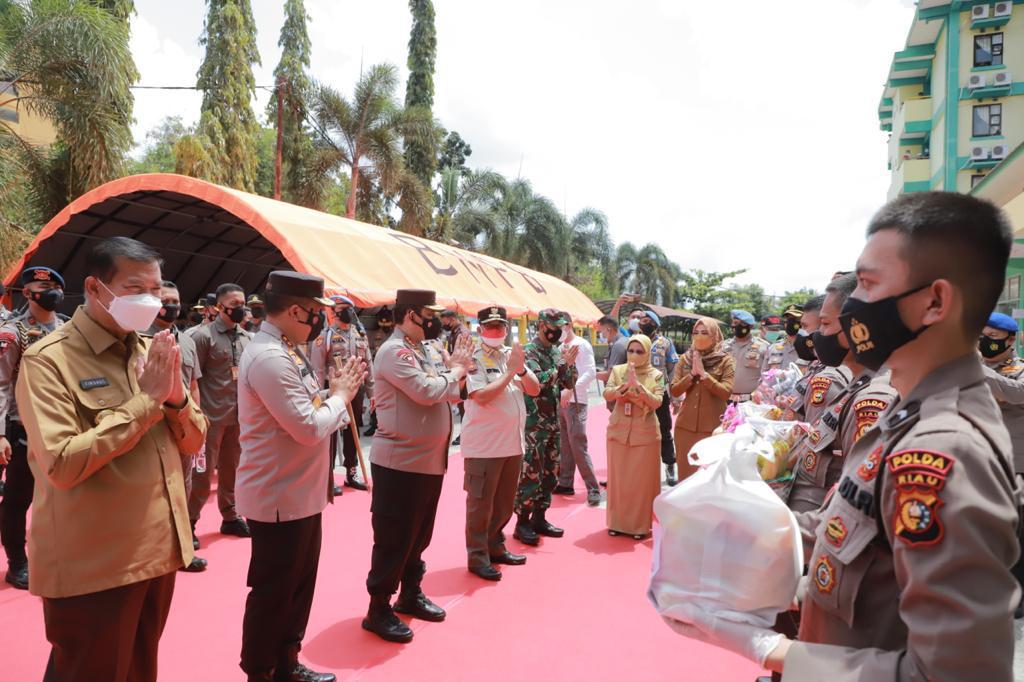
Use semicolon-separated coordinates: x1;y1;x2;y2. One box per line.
513;516;540;546
469;565;502;581
451;435;461;446
489;551;526;566
180;556;208;573
221;518;251;537
363;425;376;437
552;485;576;495
274;662;336;682
332;484;343;496
599;480;608;487
344;468;368;491
362;597;414;643
192;527;200;550
394;592;446;622
531;511;564;538
4;561;28;590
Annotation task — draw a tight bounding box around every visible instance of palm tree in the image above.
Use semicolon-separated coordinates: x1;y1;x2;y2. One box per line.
435;166;503;244
0;0;137;229
614;242;681;305
307;63;433;224
551;208;613;286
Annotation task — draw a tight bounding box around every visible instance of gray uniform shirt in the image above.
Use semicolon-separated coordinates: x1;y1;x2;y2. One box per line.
725;335;769;396
308;324;374;398
371;330;461;475
192;317;251;424
761;336;803;374
983;355;1024;473
604;334;629;410
786;354;1019;680
0;313;61;435
235;321;349;523
145;324;203;390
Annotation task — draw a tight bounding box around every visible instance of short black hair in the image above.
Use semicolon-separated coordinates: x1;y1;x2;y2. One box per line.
440;309;457;318
161;280;177;290
562;311;573;325
216;283;244;301
598;315;617;329
85;236;162;282
264;291;308;315
394;304;415;325
824;272;857;310
803;294;826;314
376;307;394;323
867;192;1012;334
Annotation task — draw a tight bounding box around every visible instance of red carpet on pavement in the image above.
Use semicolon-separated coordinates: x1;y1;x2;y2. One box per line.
0;406;764;681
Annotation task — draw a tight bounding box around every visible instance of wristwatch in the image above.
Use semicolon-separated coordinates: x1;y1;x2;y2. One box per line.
517;369;527;377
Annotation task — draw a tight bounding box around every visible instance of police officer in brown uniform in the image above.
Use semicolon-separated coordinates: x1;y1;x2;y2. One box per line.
0;267;67;589
741;193;1021;678
189;282;252;541
146;280;208;573
362;289;474;644
787;274;897;520
787;296;826;420
761;305;806;374
724;309;769;404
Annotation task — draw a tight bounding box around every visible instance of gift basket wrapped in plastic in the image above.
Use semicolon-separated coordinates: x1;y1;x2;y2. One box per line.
716;401;810;500
750;362;804;415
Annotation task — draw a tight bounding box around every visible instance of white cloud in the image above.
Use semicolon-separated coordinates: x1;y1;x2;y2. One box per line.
130;0;915;296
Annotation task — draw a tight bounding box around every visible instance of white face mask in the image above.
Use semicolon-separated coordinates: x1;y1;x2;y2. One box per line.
481;335;504;348
628;318;641;332
98;280;163;332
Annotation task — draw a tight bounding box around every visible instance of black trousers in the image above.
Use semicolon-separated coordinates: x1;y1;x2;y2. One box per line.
240;514;322;677
43;572;176;682
1;421;33;565
656;393;675;466
338;391;364;470
366;463;444;598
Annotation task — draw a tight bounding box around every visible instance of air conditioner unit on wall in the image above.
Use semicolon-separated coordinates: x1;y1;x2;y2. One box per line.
994;71;1012;86
994;2;1012;18
969;73;988;89
973;4;991;20
972;145;992;161
992;144;1009;159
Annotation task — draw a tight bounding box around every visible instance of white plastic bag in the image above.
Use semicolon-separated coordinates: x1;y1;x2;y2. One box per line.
648;425;803;631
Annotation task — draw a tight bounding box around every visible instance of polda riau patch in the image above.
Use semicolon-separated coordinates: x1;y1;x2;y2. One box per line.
853;398;887;441
886;450;954;547
814;555;836;594
809;376;832;406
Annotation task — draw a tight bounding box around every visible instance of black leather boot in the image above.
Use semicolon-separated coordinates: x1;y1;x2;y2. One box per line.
531;509;564;538
394;590;446;622
344;467;368;491
513;514;540;546
361;595;413;643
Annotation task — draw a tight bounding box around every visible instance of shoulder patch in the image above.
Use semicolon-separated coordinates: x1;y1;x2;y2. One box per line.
0;330;14;354
857;446;883;482
809;375;832;406
887;450;954;547
853;398;888;441
396;347;417;366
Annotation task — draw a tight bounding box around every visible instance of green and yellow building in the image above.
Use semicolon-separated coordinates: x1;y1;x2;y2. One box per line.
880;0;1024;319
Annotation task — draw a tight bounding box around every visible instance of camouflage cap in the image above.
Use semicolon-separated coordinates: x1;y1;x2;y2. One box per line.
538;308;568;326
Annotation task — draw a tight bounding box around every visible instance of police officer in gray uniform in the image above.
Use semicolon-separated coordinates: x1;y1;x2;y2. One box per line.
761;305;806;374
0;267;67;589
724;309;769;403
362;289;474;644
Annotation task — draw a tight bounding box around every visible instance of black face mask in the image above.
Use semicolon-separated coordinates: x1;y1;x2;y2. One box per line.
839;284;930;372
157;304;181;324
416;312;442;341
980;335;1013;359
784;318;802;337
336;308;355;324
639;322;657;337
732;324;750;339
225;306;246;324
794;331;818;362
543;326;563;344
30;288;64;312
298;306;325;342
251;306;266;320
188;311;205;326
811;330;848;367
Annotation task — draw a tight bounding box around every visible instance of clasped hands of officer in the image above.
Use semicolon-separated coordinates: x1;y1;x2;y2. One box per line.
447;332;475;379
329;356;367;405
137;330;186;408
508;342;526;376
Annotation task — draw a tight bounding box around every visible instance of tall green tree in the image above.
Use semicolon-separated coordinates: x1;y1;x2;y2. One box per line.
0;0;137;239
551;208;614;287
266;0;312;202
437;129;471;176
777;287;819;312
436;167;503;245
613;243;681;306
677;268;748;316
98;0;134;20
129;116;189;174
190;0;260;191
308;63;432;224
404;0;437;188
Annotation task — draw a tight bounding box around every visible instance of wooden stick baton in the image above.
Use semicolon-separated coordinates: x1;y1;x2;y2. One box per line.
347;401;371;490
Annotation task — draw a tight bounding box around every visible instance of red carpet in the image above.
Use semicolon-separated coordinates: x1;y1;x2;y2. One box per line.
0;406;764;681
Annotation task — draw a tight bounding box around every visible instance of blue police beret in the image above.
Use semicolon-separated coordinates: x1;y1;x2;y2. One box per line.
21;267;64;289
987;312;1018;333
731;310;755;325
642;310;661;326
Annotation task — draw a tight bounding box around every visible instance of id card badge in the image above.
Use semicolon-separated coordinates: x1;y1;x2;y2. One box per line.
652;355;662;367
624;402;632;417
231;365;239;381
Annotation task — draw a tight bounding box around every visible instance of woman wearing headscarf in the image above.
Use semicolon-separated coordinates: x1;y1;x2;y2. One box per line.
603;334;664;539
670;317;736;482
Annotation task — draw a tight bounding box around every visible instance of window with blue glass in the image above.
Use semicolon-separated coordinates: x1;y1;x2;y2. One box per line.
974;33;1004;67
973;103;1002;137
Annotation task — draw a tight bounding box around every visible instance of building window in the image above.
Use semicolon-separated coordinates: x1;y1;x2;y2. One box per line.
973;103;1002;137
972;173;987;188
975;33;1004;67
1001;275;1021;309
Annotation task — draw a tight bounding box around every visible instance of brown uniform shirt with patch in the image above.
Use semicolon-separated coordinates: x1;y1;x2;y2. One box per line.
785;354;1019;681
982;355;1024;473
15;307;207;598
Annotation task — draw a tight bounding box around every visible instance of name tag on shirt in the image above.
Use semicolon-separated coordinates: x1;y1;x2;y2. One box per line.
624;402;632;416
652;356;662;367
79;377;110;391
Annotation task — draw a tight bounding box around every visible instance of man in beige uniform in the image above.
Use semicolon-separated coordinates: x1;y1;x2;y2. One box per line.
761;305;806;374
17;237;206;681
724;309;768;403
746;193;1019;678
362;289;474;644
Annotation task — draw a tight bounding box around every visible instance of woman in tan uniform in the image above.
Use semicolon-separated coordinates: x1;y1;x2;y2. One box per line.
670;317;735;482
604;334;664;539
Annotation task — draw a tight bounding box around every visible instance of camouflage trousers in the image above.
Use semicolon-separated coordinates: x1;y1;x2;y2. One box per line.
514;423;561;516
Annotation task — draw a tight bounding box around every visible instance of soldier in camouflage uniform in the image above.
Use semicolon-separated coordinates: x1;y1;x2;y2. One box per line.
0;267;68;589
513;309;578;546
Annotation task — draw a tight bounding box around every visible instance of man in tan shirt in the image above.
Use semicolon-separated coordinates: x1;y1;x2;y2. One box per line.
16;236;207;682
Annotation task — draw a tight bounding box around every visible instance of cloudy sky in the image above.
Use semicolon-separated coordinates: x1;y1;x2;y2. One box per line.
130;0;916;296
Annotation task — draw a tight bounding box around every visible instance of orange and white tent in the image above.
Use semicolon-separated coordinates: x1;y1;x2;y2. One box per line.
5;174;602;323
